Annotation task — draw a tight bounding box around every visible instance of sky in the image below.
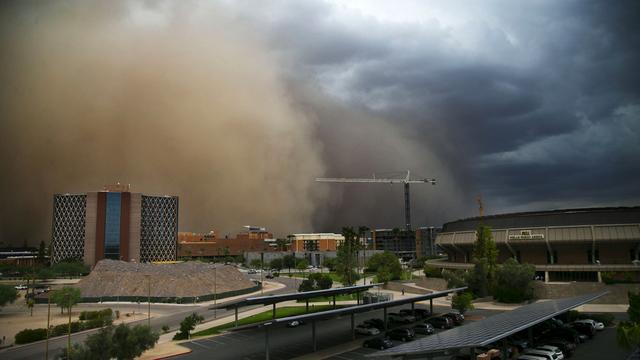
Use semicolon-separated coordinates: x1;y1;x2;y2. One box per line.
0;1;639;245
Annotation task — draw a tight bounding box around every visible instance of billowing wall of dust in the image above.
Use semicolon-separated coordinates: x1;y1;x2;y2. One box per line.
0;1;466;245
0;1;326;243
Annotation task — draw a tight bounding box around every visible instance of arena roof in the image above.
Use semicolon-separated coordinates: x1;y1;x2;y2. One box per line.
369;291;608;358
442;206;640;232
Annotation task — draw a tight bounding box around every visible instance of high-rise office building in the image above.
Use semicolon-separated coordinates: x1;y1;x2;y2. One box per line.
51;184;178;266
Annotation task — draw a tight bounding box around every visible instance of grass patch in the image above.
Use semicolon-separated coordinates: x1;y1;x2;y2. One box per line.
296;293;360;303
192;305;338;337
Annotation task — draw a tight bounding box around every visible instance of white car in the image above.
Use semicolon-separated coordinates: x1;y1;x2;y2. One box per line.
535;345;564;360
14;284;27;290
355;324;380;335
575;319;604;331
523;348;561;360
518;356;548;360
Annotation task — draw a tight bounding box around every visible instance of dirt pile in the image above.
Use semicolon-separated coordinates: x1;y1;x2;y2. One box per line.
77;260;254;298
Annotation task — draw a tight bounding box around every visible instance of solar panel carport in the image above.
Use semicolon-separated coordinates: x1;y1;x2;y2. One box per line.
257;287;468;359
369;291;609;359
215;283;381;326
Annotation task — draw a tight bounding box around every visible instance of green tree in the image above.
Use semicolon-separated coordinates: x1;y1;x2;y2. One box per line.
336;227;361;285
442;269;467;289
467;258;489;297
275;238;290;251
322;257;337;272
249;259;263;269
618;291;640;350
0;284;19;309
173;313;204;340
269;258;283;271
80;326;113;360
473;225;498;277
38;241;47;263
282;254;296;272
366;251;402;284
38;267;55;281
51;286;81;314
451;292;474;314
494;258;535;303
112;324;159;359
296;258;309;278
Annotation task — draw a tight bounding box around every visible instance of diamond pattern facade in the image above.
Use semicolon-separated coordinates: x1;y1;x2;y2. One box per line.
52;194;87;263
140;195;178;262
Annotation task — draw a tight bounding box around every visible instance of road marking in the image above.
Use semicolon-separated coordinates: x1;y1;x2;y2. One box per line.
190;341;211;349
203;337;226;345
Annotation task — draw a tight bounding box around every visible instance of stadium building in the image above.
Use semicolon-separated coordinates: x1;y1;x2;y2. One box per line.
433;206;640;282
51;184;178;266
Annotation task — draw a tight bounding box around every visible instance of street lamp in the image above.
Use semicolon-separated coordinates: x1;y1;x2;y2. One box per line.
213;264;217;319
144;274;151;328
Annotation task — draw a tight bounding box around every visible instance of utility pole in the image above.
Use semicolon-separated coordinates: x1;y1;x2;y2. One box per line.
214;264;217;319
45;294;51;360
316;171;436;231
66;294;71;357
145;274;151;328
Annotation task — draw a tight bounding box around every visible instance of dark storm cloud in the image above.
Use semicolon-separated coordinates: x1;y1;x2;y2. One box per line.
225;0;640;220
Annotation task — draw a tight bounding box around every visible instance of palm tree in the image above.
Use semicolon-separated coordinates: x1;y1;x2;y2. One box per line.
358;226;369;285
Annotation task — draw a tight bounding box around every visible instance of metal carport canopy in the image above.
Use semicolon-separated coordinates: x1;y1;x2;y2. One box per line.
215;283;381;309
262;287;468;326
369;291;609;358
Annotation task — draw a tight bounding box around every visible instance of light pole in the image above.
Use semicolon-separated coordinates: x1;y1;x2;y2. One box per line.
213;264;217;319
66;294;71;357
145;274;151;328
45;293;51;360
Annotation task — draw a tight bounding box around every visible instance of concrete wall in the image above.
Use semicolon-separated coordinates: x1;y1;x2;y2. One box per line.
533;281;640;304
415;276;448;291
383;281;431;294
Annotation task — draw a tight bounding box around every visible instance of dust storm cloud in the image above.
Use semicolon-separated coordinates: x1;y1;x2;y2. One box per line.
0;1;328;243
0;1;462;245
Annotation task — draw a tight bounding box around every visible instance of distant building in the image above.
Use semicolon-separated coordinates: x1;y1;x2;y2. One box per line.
415;226;441;258
51;184;178;266
288;233;345;252
371;229;416;260
433;206;640;282
177;226;274;258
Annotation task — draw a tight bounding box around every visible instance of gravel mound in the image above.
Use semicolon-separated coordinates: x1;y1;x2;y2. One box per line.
77;259;255;298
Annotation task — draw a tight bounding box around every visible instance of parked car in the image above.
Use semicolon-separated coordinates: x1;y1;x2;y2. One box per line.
569;322;596;338
534;345;564;360
523;348;561;360
14;284;27;290
389;312;415;324
544;326;582;344
542;339;576;357
355;324;381;336
364;318;385;330
443;312;464;326
363;337;393;350
427;316;453;329
412;308;431;319
574;319;604;331
386;328;415;342
517;355;548;360
399;309;430;320
265;273;274;279
247;269;257;274
286;320;305;327
413;323;435;335
507;336;530;351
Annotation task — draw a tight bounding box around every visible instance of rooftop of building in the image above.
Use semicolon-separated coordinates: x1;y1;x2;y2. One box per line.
442;206;640;232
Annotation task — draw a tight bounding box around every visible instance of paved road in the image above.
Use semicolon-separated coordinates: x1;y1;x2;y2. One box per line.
0;277;296;360
178;305;502;360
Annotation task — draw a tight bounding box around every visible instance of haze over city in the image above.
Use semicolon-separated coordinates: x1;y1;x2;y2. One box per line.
1;0;639;246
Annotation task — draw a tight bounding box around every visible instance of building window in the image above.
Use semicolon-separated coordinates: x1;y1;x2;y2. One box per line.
303;240;319;251
104;192;121;260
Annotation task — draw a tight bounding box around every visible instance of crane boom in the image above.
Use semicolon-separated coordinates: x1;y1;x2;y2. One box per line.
315;171;436;230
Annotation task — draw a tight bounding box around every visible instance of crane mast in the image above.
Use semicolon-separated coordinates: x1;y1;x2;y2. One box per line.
316;171;436;231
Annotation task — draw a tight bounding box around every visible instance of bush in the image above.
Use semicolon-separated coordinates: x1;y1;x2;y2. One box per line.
15;328;47;344
493;259;535;303
50;321;82;337
80;308;113;321
452;292;474;314
423;265;443;278
162;325;170;333
442;269;467;289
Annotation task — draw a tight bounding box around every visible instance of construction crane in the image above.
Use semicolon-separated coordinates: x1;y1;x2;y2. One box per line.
316;171;436;231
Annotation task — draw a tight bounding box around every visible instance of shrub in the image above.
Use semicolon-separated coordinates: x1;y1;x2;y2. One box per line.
452;292;474;314
15;328;47;344
50;321;82;337
423;265;443;278
442;269;467;289
80;308;113;321
494;259;535;303
162;325;170;333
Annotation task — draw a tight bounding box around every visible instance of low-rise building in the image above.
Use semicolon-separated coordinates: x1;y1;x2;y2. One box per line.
177;226;274;258
287;233;345;252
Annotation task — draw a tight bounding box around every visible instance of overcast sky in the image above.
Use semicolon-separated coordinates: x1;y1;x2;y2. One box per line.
222;0;640;221
1;1;639;244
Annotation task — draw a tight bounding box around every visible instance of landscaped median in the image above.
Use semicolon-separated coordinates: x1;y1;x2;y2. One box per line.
191;305;342;337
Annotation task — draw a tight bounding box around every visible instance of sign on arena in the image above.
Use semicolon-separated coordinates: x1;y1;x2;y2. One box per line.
508;230;544;240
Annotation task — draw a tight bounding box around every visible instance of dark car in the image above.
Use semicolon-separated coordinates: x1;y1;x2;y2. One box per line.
443;312;464;326
427;316;453;329
399;308;430;320
413;323;435;335
363;337;393;350
386;328;415;342
543;338;576;357
364;318;386;330
569;322;596;338
545;326;582;344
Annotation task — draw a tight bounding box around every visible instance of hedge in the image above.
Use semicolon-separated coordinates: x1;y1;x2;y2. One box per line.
15;328;48;345
14;313;113;344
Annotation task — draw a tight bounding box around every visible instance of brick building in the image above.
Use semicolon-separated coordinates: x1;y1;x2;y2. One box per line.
177;226;274;258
